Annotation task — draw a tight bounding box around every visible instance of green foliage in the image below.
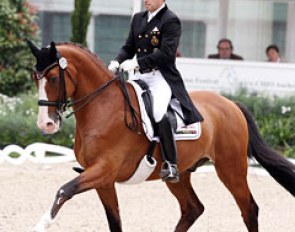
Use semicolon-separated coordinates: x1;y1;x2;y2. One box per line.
70;0;91;47
1;89;295;159
224;89;295;158
0;0;38;96
0;93;75;148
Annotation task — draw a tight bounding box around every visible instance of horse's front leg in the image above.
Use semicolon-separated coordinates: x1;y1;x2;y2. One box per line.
32;176;83;232
32;165;118;232
96;187;122;232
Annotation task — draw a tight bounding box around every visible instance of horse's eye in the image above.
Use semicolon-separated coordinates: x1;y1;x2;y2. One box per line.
49;76;58;84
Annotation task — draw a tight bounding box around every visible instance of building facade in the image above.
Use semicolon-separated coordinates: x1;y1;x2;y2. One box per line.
28;0;295;63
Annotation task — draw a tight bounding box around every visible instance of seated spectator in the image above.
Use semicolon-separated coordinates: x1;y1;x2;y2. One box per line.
208;38;243;60
266;44;281;62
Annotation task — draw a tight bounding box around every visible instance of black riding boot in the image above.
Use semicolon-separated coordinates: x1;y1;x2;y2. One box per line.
157;115;179;183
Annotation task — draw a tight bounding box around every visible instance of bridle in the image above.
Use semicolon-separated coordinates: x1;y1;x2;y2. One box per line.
33;54;142;133
34;52;71;118
33;52;120;116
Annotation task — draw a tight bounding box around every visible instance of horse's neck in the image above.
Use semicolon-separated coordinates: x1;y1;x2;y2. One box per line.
74;63;112;98
60;45;112;99
62;46;140;136
71;57;124;131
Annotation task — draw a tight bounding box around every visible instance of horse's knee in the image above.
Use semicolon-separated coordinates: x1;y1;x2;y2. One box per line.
51;177;80;218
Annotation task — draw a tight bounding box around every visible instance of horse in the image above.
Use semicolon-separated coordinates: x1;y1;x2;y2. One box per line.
27;40;295;232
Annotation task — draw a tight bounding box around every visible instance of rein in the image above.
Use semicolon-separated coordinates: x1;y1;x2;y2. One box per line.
65;73;121;118
117;73;142;134
34;56;142;134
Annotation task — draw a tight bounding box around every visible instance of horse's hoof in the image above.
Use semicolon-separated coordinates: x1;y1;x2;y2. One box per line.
73;166;85;173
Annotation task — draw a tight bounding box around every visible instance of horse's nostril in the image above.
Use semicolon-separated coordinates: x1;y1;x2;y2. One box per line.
46;122;54;128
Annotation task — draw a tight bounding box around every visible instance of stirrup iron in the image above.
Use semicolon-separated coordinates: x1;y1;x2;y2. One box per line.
159;161;179;183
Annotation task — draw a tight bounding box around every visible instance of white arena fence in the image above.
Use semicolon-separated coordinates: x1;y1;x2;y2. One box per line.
1;143;294;176
0;143;75;165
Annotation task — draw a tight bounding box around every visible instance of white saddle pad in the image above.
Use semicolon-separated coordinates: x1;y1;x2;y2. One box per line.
128;80;202;141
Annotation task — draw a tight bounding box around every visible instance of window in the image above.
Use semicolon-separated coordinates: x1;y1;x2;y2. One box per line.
180;20;206;58
94;15;131;63
168;0;218;58
272;3;288;58
38;12;71;46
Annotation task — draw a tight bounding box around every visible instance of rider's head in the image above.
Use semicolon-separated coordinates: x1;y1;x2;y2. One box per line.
144;0;165;13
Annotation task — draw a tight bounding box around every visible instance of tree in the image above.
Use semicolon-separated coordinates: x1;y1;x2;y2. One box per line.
0;0;38;96
71;0;91;47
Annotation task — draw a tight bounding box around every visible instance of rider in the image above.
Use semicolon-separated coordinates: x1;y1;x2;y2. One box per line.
108;0;203;183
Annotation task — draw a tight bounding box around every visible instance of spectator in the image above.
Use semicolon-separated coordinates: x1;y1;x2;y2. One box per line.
208;38;243;60
266;44;281;62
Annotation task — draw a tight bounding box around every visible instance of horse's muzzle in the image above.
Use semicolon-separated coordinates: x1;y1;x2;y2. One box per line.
37;110;60;134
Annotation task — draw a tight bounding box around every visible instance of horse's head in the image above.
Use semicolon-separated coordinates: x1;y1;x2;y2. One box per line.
28;40;75;134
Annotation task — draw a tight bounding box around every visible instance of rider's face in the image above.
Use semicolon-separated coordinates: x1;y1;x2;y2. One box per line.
144;0;164;13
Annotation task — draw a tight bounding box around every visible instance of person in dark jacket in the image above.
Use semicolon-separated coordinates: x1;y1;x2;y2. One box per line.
108;0;203;183
208;38;243;60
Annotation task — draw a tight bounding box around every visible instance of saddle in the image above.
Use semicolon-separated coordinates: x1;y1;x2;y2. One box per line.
128;79;202;141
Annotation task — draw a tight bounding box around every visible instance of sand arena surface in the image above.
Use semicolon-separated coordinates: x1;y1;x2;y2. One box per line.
0;162;294;232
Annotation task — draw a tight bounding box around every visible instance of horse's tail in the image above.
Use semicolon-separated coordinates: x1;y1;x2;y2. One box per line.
235;102;295;197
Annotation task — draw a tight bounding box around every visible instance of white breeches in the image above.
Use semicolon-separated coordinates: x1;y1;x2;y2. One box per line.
133;70;172;123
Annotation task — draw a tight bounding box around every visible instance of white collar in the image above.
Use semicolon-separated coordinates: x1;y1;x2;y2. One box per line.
147;3;166;22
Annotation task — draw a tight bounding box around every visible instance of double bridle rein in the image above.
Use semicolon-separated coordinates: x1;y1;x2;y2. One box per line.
33;53;141;133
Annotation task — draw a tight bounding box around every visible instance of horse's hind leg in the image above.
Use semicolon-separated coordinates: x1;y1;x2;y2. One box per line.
214;152;259;232
166;172;204;232
95;187;122;232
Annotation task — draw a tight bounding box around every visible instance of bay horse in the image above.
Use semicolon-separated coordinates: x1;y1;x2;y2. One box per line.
28;41;295;232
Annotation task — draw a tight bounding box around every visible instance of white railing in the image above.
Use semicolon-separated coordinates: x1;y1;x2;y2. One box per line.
0;143;75;165
0;143;294;170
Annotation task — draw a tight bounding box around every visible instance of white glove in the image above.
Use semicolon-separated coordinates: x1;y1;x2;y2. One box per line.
120;59;139;72
108;60;119;73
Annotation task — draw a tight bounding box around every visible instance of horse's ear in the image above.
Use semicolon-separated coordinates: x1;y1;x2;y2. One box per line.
49;41;58;59
27;39;39;57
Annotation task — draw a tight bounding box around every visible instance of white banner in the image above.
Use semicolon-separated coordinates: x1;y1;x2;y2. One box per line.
177;58;295;97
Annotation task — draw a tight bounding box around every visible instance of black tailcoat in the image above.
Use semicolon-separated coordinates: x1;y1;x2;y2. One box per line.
115;5;203;124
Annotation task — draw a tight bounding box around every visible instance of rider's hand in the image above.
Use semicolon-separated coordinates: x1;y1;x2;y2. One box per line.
108;60;119;73
120;59;139;72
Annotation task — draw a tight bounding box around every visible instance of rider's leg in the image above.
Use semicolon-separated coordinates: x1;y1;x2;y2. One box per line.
157;114;179;183
139;71;179;183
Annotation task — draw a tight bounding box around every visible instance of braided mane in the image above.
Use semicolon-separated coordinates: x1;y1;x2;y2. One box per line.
56;42;108;71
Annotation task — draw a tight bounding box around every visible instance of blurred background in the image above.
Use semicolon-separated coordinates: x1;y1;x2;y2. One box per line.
28;0;295;63
1;0;295;159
